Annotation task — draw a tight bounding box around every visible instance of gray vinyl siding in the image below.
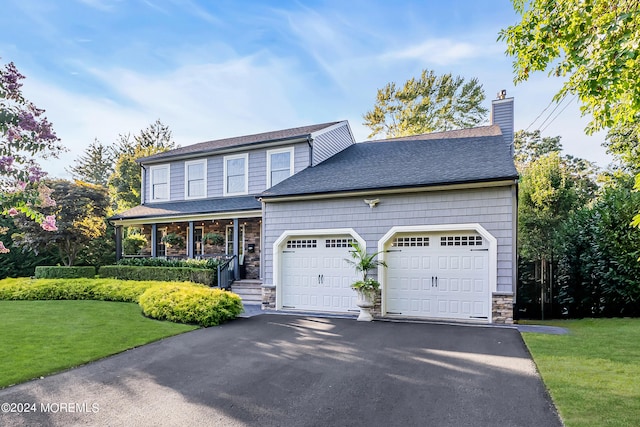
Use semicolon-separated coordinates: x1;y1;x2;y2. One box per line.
207;157;224;197
142;142;312;203
169;162;183;201
312;123;354;166
262;185;516;293
293;142;310;173
491;98;514;153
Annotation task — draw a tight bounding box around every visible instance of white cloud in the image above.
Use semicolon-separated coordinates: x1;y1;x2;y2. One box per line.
21;50;313;178
381;38;502;65
75;0;121;12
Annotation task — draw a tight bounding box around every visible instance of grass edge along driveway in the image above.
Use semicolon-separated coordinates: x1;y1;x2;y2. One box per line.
0;300;198;389
521;318;640;427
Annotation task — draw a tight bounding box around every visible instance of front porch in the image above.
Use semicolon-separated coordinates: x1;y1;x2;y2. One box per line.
114;216;262;281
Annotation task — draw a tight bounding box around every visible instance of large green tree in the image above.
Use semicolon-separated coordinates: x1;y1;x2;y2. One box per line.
12;180;110;266
499;0;640;133
109;120;176;212
67;138;115;186
558;176;640;317
363;69;488;139
517;142;597;318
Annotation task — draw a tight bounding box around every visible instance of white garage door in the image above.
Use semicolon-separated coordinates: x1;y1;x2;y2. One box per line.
281;236;359;313
386;233;489;321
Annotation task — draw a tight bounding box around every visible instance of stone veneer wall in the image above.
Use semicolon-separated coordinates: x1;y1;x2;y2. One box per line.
492;293;514;324
262;284;276;309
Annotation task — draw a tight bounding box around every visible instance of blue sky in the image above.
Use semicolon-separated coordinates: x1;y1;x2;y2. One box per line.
1;0;610;178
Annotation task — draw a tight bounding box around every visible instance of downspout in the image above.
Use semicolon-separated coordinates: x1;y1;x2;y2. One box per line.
140;163;147;205
306;136;313;167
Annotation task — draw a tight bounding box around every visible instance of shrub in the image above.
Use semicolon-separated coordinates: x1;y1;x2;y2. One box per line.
123;234;147;255
99;265;217;286
34;266;96;279
138;283;243;327
117;257;220;270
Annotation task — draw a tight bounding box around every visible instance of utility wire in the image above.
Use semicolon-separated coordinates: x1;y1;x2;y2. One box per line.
540;95;577;133
525;98;555;131
536;93;570;131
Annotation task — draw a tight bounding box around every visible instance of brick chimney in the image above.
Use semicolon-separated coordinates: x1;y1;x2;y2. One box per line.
491;89;514;154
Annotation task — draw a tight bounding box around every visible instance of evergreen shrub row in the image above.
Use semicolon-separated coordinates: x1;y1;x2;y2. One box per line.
117;257;220;269
34;266;96;279
99;265;217;286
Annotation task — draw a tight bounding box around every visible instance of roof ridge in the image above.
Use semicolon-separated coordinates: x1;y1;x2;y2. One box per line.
138;120;346;163
364;124;502;143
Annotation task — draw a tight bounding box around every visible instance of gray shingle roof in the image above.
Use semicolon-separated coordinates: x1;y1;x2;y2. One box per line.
110;196;261;221
260;125;518;199
138;121;343;163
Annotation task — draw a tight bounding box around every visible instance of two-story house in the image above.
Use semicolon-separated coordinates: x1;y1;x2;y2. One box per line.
110;121;356;281
111;95;518;324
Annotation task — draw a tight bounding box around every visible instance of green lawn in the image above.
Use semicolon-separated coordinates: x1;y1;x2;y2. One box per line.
521;318;640;427
0;300;198;388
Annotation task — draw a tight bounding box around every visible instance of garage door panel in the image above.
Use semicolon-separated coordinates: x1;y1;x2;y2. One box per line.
386;232;490;321
474;256;485;269
281;236;358;313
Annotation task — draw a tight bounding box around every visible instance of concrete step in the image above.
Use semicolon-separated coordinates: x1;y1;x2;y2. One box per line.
231;280;262;304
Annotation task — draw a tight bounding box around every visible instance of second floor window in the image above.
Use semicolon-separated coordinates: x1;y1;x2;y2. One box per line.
267;147;293;187
150;165;169;201
224;154;248;195
185;160;206;199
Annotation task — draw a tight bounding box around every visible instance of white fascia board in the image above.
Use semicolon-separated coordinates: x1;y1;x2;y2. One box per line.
260;179;518;203
309;120;354;143
111;209;262;227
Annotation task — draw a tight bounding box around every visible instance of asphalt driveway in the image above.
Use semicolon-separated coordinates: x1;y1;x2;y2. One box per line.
0;315;562;426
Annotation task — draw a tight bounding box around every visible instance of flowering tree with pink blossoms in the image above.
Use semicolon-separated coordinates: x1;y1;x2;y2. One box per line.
0;59;64;253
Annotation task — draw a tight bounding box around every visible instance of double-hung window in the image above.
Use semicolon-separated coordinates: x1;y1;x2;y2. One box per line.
185;159;206;199
267;147;294;188
224;154;248;196
150;165;170;201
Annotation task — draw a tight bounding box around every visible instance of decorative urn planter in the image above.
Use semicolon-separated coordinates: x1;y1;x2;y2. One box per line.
345;242;387;323
354;289;375;322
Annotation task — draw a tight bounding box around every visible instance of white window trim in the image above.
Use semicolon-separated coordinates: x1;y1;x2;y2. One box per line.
188;225;205;257
149;164;170;202
226;224;245;256
223;153;249;196
266;147;294;188
184;159;207;200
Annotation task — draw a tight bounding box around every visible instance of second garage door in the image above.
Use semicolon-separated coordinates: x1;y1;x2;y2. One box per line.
385;232;490;321
281;236;359;313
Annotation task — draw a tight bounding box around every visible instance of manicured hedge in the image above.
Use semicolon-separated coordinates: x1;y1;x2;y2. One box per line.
34;266;96;279
99;265;216;286
0;277;243;327
138;283;243;327
117;258;220;269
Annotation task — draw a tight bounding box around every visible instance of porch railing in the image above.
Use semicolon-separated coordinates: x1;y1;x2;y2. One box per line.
217;255;236;290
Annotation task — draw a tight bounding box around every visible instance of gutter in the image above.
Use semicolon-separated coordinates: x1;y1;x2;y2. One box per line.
259;178;519;203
